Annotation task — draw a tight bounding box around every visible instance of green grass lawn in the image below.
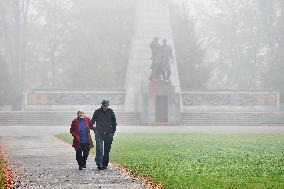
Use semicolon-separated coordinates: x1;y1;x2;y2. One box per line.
57;133;284;189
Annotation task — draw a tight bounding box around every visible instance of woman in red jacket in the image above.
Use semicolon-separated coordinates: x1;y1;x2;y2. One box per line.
70;110;94;170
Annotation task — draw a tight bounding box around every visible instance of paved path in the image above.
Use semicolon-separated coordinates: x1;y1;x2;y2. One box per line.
0;131;151;188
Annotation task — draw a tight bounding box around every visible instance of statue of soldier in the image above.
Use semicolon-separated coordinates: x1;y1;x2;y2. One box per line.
160;38;173;82
149;37;162;80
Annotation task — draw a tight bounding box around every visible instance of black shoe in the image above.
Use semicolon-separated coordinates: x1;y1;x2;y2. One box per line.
97;166;104;170
82;164;86;168
79;166;83;170
102;165;107;169
102;165;107;170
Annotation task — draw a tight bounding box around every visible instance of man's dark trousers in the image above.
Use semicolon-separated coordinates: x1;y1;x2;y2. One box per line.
95;131;113;168
76;143;90;167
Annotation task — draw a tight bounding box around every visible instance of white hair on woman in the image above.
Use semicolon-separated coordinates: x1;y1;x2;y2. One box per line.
77;109;85;116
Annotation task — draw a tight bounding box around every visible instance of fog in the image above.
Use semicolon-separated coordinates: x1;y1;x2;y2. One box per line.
1;2;284;188
0;0;283;120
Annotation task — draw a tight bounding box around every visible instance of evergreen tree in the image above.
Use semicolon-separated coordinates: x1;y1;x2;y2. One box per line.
263;0;284;102
61;0;136;90
169;3;209;90
0;54;17;106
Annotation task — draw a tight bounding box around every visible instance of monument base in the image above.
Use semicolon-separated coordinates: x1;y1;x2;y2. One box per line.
139;80;180;126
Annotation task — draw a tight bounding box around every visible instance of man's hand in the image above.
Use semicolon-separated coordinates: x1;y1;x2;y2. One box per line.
90;124;96;130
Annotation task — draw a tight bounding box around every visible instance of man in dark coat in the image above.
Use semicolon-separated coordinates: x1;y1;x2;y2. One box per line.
90;100;117;170
70;109;94;170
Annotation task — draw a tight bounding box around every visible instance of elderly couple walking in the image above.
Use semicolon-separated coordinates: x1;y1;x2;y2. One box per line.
70;100;117;170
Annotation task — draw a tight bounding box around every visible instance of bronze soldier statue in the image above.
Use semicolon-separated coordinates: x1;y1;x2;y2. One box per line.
149;37;162;80
160;38;173;82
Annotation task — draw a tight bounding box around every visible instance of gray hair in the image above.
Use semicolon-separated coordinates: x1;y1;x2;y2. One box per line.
77;109;85;116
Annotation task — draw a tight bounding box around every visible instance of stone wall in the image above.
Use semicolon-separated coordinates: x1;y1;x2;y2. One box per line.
25;90;125;111
182;91;280;112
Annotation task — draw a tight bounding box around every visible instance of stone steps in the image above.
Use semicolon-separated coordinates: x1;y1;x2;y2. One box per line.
180;112;284;126
1;111;283;126
0;111;140;126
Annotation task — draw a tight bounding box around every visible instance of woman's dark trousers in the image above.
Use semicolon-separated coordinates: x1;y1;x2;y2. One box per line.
76;143;90;169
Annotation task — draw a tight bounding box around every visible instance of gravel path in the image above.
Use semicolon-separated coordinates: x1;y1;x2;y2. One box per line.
1;136;150;189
